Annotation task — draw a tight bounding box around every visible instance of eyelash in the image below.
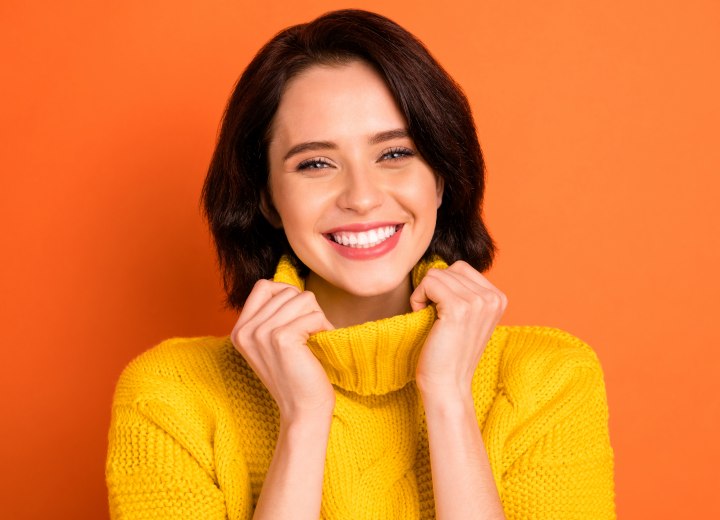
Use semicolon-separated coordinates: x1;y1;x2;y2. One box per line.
296;147;415;171
380;147;415;161
297;158;332;170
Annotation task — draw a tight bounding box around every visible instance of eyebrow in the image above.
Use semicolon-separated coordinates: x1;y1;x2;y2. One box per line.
283;128;410;162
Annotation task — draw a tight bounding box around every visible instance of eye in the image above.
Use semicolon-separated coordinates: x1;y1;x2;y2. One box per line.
297;157;333;171
379;147;415;162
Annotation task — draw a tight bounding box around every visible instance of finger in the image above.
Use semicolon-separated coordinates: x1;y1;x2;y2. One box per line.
445;261;501;293
234;285;301;349
411;267;504;319
236;280;300;328
251;291;334;338
411;264;487;311
444;262;508;309
410;269;462;312
268;310;335;351
439;265;488;295
246;308;332;385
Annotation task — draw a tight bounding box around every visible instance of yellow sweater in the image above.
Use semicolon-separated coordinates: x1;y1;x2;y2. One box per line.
106;257;615;519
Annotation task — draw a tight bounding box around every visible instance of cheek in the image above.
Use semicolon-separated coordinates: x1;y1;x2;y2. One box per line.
269;175;302;219
271;182;331;237
402;176;442;222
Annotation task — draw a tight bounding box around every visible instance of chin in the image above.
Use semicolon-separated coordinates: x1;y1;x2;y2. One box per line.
332;269;411;299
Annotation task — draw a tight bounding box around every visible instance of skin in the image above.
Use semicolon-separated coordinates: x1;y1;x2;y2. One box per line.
232;60;508;519
262;60;443;328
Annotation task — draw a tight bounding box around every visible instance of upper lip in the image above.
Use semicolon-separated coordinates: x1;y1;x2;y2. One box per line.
323;222;403;234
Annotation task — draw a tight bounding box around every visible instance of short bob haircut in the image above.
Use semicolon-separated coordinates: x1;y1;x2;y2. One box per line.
202;9;496;309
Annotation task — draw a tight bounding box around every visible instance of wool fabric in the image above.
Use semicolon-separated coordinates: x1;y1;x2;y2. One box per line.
106;256;615;519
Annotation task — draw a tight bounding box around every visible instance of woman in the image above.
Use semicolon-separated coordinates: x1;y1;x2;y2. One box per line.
106;9;615;519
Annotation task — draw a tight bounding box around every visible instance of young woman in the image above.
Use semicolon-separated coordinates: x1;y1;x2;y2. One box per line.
106;9;615;520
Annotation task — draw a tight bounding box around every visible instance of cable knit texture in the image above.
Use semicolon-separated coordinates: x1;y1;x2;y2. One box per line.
106;256;615;519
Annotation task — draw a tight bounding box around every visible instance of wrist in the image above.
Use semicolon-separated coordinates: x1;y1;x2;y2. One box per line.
280;403;334;431
416;375;472;401
277;389;336;425
417;384;475;418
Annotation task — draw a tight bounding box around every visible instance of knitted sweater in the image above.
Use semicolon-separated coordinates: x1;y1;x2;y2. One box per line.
106;257;615;519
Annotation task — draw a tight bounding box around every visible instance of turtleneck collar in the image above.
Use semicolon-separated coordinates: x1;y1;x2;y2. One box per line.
273;255;448;396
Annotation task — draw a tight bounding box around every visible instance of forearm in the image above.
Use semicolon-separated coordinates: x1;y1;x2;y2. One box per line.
421;390;505;520
253;412;332;519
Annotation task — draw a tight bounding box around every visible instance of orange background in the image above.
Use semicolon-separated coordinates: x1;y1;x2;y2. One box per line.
1;1;718;518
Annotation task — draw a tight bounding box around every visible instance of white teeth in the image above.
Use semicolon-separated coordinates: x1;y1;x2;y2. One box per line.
330;225;398;248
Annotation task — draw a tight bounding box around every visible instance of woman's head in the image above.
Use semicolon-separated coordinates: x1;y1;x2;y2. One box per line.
203;9;495;309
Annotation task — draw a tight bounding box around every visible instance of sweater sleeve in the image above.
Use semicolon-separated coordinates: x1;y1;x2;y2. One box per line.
106;339;253;520
493;328;616;520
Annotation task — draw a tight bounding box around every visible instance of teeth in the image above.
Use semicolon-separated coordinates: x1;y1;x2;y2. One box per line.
330;225;398;248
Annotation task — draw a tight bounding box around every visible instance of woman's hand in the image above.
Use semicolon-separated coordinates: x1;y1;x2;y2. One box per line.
233;280;335;519
232;279;336;423
411;261;508;399
411;261;508;519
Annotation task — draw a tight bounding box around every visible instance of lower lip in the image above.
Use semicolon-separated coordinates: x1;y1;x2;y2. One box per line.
325;225;403;260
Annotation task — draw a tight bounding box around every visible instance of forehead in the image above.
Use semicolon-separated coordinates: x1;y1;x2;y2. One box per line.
269;61;408;146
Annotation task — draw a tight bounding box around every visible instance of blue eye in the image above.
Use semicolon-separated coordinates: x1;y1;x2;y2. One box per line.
297;158;332;170
380;147;415;161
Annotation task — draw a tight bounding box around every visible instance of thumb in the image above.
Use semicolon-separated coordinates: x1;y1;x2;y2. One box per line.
409;282;430;312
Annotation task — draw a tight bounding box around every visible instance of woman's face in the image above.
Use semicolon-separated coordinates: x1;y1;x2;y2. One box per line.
265;60;443;299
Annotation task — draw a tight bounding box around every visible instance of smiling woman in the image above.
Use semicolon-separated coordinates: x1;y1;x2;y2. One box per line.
106;9;615;520
265;62;443;326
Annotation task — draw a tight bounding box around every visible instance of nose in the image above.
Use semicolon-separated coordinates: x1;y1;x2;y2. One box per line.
336;165;384;214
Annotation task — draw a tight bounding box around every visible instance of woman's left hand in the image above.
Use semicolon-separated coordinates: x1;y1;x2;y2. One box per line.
411;260;508;398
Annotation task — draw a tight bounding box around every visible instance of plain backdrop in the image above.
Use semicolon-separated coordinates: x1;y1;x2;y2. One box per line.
1;1;718;518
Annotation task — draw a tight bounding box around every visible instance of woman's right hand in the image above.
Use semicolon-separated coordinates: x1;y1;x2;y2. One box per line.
231;279;336;423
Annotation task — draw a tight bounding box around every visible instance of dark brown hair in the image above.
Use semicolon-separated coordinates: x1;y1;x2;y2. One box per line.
202;9;496;309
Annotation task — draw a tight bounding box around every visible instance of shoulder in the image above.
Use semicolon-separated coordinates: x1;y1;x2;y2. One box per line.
107;337;256;512
485;328;615;515
493;325;608;409
499;325;603;371
112;336;236;408
116;336;231;383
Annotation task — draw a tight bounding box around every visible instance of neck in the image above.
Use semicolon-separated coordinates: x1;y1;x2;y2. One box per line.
305;273;413;328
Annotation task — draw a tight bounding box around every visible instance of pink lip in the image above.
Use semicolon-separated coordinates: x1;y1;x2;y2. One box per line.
324;224;404;260
323;221;401;234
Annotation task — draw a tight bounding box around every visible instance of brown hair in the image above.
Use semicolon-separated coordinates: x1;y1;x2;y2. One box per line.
202;9;496;308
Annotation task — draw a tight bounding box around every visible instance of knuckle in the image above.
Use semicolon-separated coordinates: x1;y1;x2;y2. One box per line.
252;324;269;344
449;260;472;273
297;290;315;302
253;278;272;291
232;327;250;351
447;300;472;320
269;326;295;346
486;293;502;307
279;286;301;300
309;310;326;323
230;328;241;347
424;268;442;280
298;291;320;308
484;291;506;312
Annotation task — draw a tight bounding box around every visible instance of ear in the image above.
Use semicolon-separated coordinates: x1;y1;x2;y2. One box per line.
260;190;283;229
435;176;444;209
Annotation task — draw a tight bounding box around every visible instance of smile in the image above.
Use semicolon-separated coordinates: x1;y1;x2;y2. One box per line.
327;225;400;248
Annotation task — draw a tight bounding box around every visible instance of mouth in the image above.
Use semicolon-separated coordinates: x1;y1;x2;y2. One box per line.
324;224;402;249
